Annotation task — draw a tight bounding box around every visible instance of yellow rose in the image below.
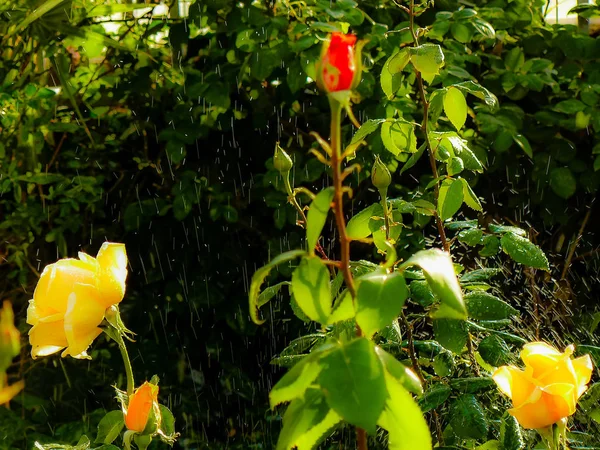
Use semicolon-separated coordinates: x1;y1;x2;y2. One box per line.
27;242;128;359
493;342;593;429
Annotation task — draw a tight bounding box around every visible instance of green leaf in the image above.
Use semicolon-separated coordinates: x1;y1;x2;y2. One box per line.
457;229;483;246
158;404;177;438
346;203;382;240
449;377;495;394
306;187;334;254
381;121;417;156
478;335;511;367
409;44;445;83
276;388;342;450
291;257;332;324
433;350;455;377
553;99;586;114
451;22;472;43
500;232;549;271
270;354;323;408
512;134;532;158
450;394;488;440
447;157;464;176
350;119;385;145
444;87;467;131
434;319;468;353
327;291;355;324
550;167;576;199
472;17;496;39
249;250;306;324
13;0;69;34
438;178;464;221
356;270;409;337
318;338;386;433
454;81;498;110
381;50;409;99
446;220;478;230
500;414;524;450
401;249;466;320
488;224;527;236
16;173;63;184
257;282;290;308
378;372;432;450
418;384;452;413
400;142;427;175
460;268;501;283
409;280;436;307
95;411;124;445
465;292;518;320
375;347;423;395
460;178;482;211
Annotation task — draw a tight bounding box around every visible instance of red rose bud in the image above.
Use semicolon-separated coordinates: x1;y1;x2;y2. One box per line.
319;33;358;93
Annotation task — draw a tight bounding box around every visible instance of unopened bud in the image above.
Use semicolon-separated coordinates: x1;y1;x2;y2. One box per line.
273;143;293;173
371;156;392;191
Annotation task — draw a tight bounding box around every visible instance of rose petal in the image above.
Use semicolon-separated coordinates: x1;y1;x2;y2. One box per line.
32;259;96;316
29;320;68;359
493;365;537;408
96;243;128;309
572;354;594;398
520;342;567;379
62;283;106;359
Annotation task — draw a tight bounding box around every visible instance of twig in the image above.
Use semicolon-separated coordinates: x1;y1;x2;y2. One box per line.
400;311;426;385
561;207;592;281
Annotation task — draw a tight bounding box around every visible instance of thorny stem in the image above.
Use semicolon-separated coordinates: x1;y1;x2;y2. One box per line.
408;0;449;254
380;188;391;242
328;96;366;450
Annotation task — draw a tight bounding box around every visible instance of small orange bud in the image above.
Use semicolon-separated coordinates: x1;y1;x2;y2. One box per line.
125;382;160;433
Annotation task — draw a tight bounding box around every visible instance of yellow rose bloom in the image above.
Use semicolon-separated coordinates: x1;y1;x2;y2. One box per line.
27;242;128;359
493;342;593;430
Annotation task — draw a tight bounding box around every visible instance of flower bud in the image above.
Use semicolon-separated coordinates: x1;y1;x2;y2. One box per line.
371;156;392;191
317;33;360;93
125;381;161;435
273;143;293;173
0;301;20;373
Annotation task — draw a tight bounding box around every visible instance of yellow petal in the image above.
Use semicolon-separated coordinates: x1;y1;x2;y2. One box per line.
493;365;537;408
520;342;566;379
29;321;68;359
510;383;577;429
0;380;24;404
96;243;128;308
32;259;97;316
62;283;106;359
538;358;578;390
542;383;576;416
572;354;593;398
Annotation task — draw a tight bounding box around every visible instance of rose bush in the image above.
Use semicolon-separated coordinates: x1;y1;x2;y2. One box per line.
493;342;593;430
27;242;128;359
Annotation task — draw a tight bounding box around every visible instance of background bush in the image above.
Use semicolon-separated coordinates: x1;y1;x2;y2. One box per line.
1;0;600;448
